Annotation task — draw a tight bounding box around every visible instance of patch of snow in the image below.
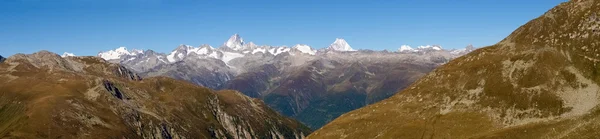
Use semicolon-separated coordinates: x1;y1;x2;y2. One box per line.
221;51;244;64
252;48;268;54
198;47;209;54
177;53;184;59
417;45;443;51
208;51;219;59
167;51;177;62
125;57;136;61
268;48;276;55
273;47;290;55
157;56;166;63
131;49;143;55
187;46;210;55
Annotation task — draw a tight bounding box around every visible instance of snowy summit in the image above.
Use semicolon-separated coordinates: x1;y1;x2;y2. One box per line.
98;47;143;60
293;44;316;55
327;38;356;51
61;52;75;57
398;45;415;52
223;34;245;51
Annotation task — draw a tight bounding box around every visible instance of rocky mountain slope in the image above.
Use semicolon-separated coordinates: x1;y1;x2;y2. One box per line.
0;51;310;138
99;34;475;129
253;52;442;129
310;0;600;138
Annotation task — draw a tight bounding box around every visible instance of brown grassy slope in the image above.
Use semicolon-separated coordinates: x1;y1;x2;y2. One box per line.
309;0;600;138
0;54;310;138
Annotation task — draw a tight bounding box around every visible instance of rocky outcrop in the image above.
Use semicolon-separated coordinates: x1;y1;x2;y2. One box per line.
116;65;142;81
102;80;126;100
208;90;309;139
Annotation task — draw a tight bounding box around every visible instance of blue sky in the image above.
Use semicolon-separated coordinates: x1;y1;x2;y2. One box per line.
0;0;566;56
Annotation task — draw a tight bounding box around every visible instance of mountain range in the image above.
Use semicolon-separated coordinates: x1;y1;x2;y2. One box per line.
0;51;310;138
310;0;600;138
94;34;476;129
2;0;591;138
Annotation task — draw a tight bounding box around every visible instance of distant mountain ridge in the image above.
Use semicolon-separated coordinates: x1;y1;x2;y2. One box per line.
97;34;474;72
96;34;477;129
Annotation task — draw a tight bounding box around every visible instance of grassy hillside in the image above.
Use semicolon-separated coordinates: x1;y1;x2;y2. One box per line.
309;0;600;138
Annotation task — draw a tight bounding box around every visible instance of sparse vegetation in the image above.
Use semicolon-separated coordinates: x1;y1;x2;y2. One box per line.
309;0;600;138
0;52;311;138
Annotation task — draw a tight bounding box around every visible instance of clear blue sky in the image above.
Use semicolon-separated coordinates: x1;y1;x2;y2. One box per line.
0;0;566;56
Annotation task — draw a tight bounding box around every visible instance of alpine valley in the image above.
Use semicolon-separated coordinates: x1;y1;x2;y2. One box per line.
310;0;600;138
96;34;475;129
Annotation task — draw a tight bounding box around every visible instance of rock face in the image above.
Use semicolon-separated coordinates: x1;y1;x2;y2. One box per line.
100;34;476;129
310;0;600;138
142;57;234;89
0;51;310;138
0;55;5;63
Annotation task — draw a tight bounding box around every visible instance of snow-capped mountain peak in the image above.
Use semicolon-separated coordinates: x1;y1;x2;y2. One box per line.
61;52;75;57
293;44;316;55
465;44;475;51
223;34;245;50
98;47;143;60
450;44;477;55
244;42;258;49
417;45;442;51
167;44;194;62
328;38;356;51
188;45;216;56
176;44;194;50
398;45;415;52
